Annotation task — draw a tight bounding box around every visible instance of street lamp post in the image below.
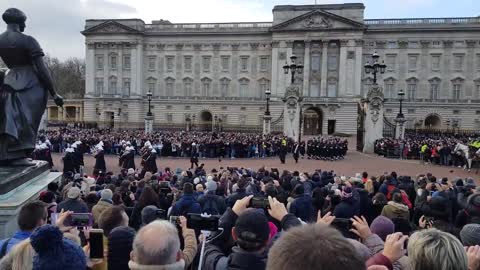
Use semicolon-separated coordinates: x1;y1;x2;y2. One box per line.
283;55;304;85
364;51;386;85
283;55;304;142
395;89;406;140
145;91;153;134
213;115;218;132
263;88;272;135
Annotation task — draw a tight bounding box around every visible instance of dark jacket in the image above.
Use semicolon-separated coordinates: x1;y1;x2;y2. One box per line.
225;189;247;208
333;196;360;219
198;193;227;215
62;152;75;173
170;194;201;216
379;178;398;196
289;194;314;222
94;151;106;172
56;198;89;213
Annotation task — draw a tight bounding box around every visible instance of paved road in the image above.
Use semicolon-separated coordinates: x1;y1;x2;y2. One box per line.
51;150;479;180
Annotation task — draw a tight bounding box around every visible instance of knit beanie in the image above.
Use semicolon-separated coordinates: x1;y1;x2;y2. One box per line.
101;189;113;201
460;224;480;246
206;180;217;192
30;225;86;270
141;205;161;225
108;226;136;270
467;193;480;217
370;216;395;241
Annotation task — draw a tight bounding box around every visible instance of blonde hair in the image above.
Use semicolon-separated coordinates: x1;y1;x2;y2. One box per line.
364;180;374;194
408;228;467;270
10;239;34;270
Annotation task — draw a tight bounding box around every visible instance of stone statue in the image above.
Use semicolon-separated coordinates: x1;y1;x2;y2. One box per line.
0;8;63;166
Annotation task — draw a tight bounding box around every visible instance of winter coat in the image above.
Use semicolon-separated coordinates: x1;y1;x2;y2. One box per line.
57;198;89;213
381;201;410;220
170;194;201;216
92;199;113;223
289;194;314;222
198;193;227;215
333;196;360;219
94;151;106;173
225;189;247;208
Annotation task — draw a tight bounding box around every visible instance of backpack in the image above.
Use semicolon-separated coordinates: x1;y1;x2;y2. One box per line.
202;196;220;215
386;184;397;200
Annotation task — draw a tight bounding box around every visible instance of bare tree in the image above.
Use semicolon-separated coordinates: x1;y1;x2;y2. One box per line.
44;55;85;99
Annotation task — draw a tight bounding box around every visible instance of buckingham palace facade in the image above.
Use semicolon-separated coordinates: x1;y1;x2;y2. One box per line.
79;3;480;135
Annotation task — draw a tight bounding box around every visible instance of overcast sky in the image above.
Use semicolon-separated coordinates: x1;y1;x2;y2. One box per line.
0;0;478;60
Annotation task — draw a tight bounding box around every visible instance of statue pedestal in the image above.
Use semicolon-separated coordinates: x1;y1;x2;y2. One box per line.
283;85;302;142
395;117;406;140
263;115;272;135
363;84;384;154
0;161;61;238
144;115;153;134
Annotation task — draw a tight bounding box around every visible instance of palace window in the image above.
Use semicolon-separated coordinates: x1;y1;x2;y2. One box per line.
258;78;269;99
408;55;418;71
220;78;230;97
183;78;193;96
184;56;192;71
386;55;396;72
122;78;131;96
165;78;175;96
384;78;396;99
110;54;117;70
239;115;247;125
147;77;157;96
452;79;463;100
123;55;131;70
327;78;337;97
429;79;440;100
202;56;211;72
108;76;117;94
476;83;480;98
259;56;269;71
328;55;337;71
96;55;104;70
201;78;212;96
239;78;250;98
406;78;417;100
310;80;320;97
148;56;156;71
221;56;230;71
166;113;173;123
240;56;249;72
311;54;321;72
166;56;175;72
431;55;441;71
95;78;104;95
476;54;480;71
453;54;464;71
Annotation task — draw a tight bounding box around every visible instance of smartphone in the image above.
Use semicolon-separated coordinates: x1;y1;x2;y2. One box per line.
187;213;219;231
89;229;104;259
249;197;270;209
64;213;93;227
331;218;357;239
51;213;58;225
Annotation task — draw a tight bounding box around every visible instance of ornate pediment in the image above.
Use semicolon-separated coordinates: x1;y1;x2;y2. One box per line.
82;21;142;35
272;10;365;32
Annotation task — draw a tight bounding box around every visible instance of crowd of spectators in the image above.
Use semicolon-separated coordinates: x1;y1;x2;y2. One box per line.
375;132;480;168
1;161;480;270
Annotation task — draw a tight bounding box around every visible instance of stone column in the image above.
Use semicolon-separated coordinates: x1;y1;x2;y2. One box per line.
354;40;364;96
61;107;66;121
338;40;348;96
302;40;311;97
75;107;80;122
85;42;95;97
395;117;406;140
363;84;385;153
320;41;328;96
133;42;144;97
263;115;272;135
271;41;280;97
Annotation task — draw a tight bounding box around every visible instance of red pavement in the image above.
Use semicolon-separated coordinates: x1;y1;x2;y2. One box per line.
51;150;479;181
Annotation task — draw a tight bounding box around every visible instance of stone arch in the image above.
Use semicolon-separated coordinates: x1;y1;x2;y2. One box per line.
199;110;213;131
303;106;323;135
424;113;442;129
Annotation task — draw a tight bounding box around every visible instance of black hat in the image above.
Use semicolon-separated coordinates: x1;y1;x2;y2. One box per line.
108;226;135;270
234;209;269;251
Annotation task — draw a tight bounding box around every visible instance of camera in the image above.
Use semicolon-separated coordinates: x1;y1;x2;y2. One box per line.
64;213;93;227
249;197;270;209
187;213;220;231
